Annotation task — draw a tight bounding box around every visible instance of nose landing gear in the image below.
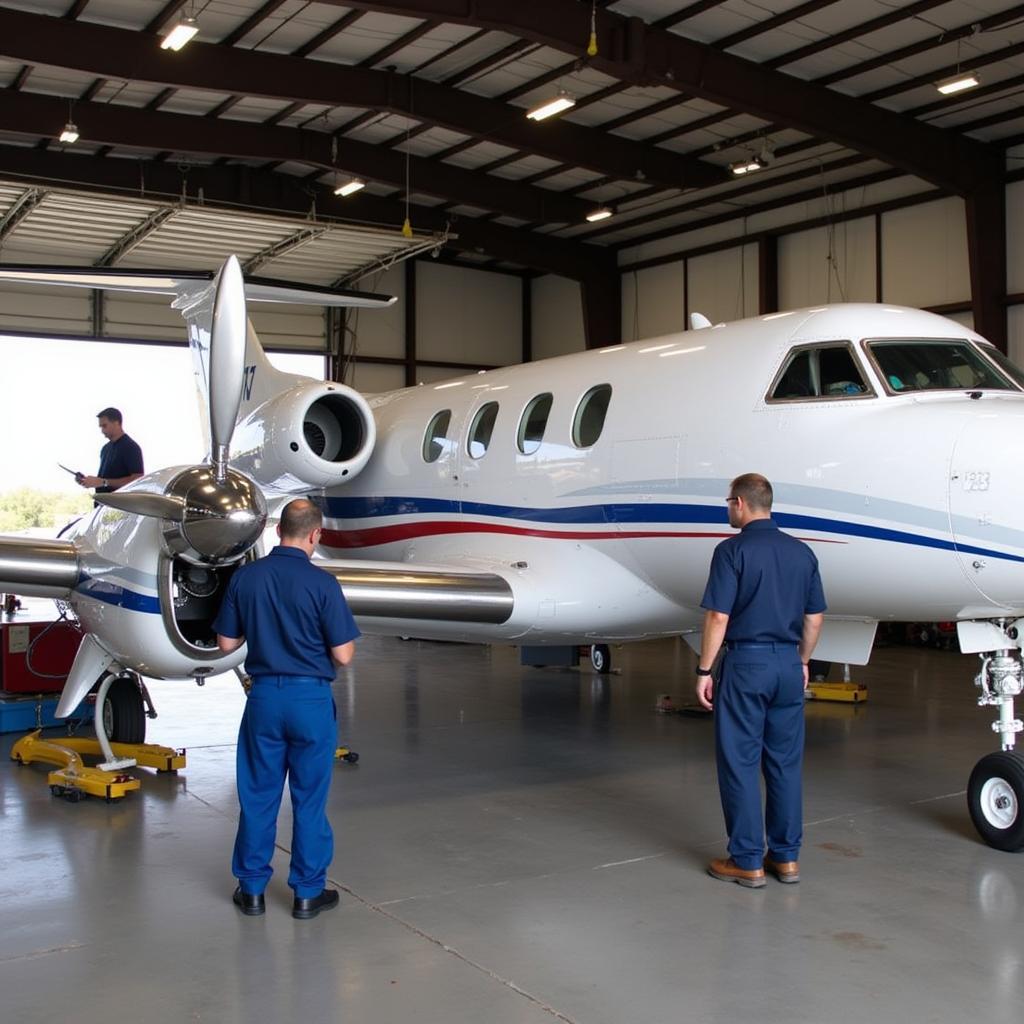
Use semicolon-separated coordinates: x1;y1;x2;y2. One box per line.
968;644;1024;850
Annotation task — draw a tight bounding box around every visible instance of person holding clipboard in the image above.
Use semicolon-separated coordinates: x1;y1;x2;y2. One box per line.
70;407;144;495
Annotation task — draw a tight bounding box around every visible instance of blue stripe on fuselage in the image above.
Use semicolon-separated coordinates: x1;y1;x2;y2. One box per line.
75;578;161;614
316;495;1024;565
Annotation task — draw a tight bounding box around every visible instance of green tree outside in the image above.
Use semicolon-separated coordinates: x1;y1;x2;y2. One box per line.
0;488;92;532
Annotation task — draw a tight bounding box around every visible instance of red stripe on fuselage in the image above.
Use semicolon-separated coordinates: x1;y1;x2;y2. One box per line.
320;522;847;549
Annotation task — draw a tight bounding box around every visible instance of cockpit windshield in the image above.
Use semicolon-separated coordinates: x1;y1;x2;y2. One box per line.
866;339;1021;394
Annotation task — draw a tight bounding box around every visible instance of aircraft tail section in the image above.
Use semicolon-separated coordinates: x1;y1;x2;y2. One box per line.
0;260;395;465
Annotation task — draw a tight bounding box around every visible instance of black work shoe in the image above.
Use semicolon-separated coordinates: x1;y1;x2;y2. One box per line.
233;886;266;916
292;888;340;920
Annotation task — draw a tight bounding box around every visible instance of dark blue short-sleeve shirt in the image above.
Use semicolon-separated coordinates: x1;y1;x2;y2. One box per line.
97;434;144;493
701;518;826;643
213;546;360;680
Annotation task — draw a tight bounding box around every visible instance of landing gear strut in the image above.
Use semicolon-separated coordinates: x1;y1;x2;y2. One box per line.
968;641;1024;851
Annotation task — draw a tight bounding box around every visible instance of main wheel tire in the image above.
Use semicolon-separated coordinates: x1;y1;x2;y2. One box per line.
967;751;1024;851
590;644;611;673
102;676;147;745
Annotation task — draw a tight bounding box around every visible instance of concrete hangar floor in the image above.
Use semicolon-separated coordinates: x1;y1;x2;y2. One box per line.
1;635;1021;1024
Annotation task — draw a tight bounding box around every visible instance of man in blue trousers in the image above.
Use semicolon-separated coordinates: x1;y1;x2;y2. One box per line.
215;498;359;919
695;473;825;888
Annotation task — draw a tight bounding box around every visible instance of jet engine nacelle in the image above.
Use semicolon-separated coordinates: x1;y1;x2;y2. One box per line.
230;381;376;494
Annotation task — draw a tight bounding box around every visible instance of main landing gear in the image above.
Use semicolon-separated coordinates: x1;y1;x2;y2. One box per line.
10;669;184;802
967;642;1024;850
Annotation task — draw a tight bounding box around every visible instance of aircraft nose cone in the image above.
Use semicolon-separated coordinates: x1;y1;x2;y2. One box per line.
164;466;268;563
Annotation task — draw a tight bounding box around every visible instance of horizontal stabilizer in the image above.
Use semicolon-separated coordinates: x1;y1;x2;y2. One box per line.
0;265;395;308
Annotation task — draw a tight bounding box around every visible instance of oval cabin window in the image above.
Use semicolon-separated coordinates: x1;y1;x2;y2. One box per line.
422;409;452;463
468;402;499;459
572;385;612;448
517;393;553;455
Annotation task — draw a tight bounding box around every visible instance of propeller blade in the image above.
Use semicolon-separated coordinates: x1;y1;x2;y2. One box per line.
94;492;187;520
208;255;247;479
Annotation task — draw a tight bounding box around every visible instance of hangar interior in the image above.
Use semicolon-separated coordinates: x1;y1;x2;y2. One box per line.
2;1;1024;1022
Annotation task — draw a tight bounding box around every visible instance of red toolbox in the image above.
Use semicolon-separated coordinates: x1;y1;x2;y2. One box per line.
1;620;83;694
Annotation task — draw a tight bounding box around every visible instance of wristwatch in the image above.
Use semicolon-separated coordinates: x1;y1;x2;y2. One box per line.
695;667;713;676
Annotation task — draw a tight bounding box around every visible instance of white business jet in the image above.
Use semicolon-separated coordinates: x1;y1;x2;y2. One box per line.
1;257;1024;851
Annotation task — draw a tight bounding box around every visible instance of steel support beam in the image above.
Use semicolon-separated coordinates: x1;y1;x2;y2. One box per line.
758;236;778;315
336;0;1002;196
522;276;532;363
965;184;1008;352
0;91;593;227
0;186;46;241
242;227;329;275
581;267;621;350
0;145;616;286
96;206;177;266
0;7;722;192
404;260;417;387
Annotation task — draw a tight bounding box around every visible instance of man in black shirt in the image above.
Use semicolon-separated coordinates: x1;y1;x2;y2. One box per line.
78;407;144;494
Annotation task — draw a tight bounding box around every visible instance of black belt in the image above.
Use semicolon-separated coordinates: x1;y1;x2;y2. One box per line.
725;641;798;651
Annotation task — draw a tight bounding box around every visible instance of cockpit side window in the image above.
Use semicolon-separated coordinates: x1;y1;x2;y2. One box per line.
978;345;1024;390
866;340;1019;393
768;343;870;402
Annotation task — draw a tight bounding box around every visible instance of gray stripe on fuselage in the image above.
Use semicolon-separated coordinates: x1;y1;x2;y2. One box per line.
79;566;159;591
565;477;1024;550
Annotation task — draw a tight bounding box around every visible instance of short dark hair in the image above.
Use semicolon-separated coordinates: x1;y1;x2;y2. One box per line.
730;473;773;511
96;407;123;423
280;499;323;540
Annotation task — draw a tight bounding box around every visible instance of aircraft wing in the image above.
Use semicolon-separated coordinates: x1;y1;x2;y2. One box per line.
0;265;395;307
315;559;514;624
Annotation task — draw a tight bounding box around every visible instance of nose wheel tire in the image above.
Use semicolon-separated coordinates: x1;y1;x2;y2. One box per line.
101;675;147;745
967;751;1024;851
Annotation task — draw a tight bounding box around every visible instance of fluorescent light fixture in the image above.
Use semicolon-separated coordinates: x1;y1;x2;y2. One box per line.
334;178;366;197
730;157;765;176
58;122;79;144
161;15;199;52
586;206;613;223
526;91;576;121
936;71;980;95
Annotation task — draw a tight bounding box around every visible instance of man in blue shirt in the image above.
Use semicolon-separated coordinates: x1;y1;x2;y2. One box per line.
696;473;825;888
78;407;144;494
215;498;360;919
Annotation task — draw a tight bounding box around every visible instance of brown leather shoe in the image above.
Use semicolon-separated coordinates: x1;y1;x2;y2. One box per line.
707;857;766;888
764;857;800;883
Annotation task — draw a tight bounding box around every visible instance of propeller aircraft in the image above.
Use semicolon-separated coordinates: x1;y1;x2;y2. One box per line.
2;257;1024;851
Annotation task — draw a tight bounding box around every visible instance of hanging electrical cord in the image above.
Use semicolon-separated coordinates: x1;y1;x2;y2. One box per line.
402;137;413;238
819;162;848;303
24;604;83;681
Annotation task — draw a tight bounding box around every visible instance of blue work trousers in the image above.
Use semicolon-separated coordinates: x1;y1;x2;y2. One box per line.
233;676;337;899
714;646;805;870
